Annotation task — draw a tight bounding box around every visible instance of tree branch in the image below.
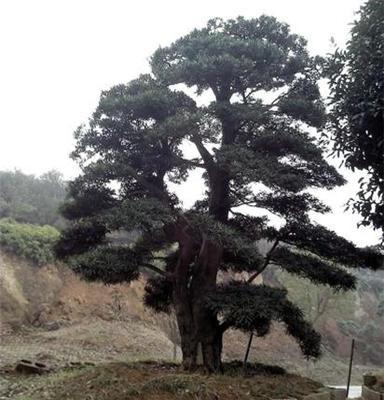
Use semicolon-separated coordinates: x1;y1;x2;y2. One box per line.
247;239;280;284
191;136;216;169
140;263;168;277
265;85;297;109
171;153;206;169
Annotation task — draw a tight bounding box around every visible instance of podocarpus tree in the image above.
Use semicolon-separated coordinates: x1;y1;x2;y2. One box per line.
56;16;382;372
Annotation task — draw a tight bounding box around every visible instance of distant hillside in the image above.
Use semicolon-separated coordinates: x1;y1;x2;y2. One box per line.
272;266;384;366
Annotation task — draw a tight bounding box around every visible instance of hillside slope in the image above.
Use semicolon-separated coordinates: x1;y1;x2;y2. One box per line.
1;249;383;386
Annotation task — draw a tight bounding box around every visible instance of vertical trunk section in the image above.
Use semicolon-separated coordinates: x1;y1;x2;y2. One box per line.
171;224;196;370
209;97;235;224
209;169;231;223
190;237;223;372
171;230;224;372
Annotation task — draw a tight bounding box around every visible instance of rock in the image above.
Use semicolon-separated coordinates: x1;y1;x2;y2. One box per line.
330;388;346;400
69;361;82;366
67;361;95;368
364;375;378;387
303;391;331;400
44;321;61;331
362;385;383;400
15;360;49;375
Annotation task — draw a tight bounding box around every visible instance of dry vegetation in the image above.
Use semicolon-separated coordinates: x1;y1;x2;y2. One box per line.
1;361;324;400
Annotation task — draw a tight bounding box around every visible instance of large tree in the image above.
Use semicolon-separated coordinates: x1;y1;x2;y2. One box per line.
326;0;384;233
56;16;382;372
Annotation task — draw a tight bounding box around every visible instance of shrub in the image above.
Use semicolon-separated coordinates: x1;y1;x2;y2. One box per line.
0;218;59;265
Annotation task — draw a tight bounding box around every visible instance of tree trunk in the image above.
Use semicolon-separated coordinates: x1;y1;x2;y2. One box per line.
209;168;231;223
190;237;223;372
171;227;224;372
171;225;196;370
209;97;235;224
176;307;223;372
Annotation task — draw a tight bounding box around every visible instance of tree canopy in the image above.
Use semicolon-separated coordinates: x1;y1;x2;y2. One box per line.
56;16;382;372
326;0;384;233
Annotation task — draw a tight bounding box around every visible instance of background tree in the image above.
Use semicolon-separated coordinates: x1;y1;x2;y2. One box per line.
0;169;67;228
56;16;382;372
326;0;384;233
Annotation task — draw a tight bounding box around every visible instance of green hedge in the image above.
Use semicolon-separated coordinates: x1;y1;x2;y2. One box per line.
0;219;60;265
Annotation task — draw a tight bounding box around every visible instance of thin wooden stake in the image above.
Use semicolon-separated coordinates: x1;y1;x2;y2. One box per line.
346;338;355;398
243;332;254;370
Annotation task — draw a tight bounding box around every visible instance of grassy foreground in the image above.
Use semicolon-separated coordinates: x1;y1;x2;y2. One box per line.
0;361;323;400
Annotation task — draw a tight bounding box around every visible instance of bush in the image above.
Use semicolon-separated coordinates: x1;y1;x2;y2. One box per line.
0;218;60;265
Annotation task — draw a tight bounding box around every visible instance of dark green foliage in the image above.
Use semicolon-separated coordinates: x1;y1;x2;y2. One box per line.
0;170;66;228
277;222;383;269
246;192;331;221
206;281;321;358
112;199;174;232
61;180;117;220
70;246;141;284
144;277;173;313
0;218;59;265
71;75;196;199
278;77;326;128
55;220;108;258
326;0;384;232
271;247;356;290
227;215;270;242
237;127;345;192
152;16;309;93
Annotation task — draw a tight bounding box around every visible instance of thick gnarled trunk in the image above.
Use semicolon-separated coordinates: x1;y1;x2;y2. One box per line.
175;299;223;372
171;226;224;372
190;238;223;371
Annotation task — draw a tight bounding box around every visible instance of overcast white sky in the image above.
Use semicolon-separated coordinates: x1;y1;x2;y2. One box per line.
0;0;380;246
